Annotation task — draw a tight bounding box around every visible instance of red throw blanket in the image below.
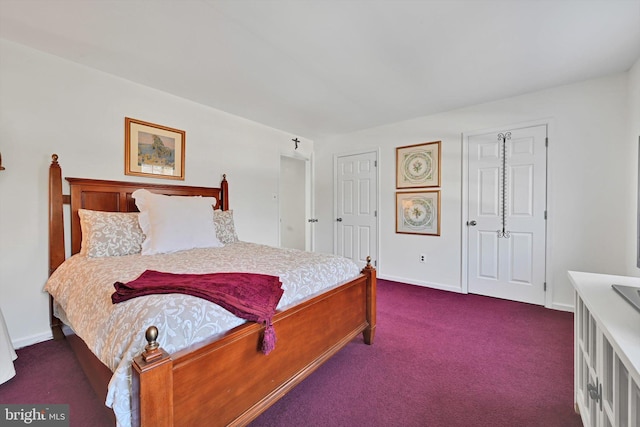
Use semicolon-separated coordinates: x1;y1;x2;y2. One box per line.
112;270;283;355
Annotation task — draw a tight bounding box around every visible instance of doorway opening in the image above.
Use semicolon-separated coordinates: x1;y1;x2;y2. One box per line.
279;154;312;251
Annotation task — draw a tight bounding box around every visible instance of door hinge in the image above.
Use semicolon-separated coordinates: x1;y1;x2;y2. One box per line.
374;160;377;167
544;282;547;291
374;259;377;267
374;210;377;217
545;137;548;147
544;210;547;220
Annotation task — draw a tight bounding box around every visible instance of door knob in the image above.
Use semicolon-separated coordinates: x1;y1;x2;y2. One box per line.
336;218;343;222
467;220;477;226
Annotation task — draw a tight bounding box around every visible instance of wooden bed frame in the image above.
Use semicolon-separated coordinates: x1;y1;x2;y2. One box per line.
47;154;376;427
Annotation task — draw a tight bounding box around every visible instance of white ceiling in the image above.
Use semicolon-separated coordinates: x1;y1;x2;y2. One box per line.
1;0;639;139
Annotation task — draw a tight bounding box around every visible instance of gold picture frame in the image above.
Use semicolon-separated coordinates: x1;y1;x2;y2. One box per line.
125;117;185;180
396;190;441;236
396;141;441;188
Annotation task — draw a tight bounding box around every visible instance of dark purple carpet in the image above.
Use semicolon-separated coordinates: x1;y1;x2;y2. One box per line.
0;337;112;426
0;279;583;427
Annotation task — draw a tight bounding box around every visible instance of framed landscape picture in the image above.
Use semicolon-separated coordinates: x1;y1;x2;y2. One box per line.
396;141;441;188
396;190;440;236
125;117;185;180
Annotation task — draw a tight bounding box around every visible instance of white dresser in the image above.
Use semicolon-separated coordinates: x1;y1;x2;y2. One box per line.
569;271;640;427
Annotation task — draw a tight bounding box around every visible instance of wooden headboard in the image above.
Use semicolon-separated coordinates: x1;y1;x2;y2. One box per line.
48;154;229;275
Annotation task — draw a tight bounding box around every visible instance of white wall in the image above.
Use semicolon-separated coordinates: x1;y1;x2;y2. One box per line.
314;72;635;310
0;39;313;347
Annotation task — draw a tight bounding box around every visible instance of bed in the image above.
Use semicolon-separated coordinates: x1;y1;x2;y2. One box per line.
45;154;376;427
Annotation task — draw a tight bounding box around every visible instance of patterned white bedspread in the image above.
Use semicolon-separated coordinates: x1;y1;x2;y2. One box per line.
44;241;360;427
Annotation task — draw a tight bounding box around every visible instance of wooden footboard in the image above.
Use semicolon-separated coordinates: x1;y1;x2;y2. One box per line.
132;264;376;427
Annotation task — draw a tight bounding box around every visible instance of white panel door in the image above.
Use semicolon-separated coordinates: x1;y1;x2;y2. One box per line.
335;151;378;270
467;125;547;305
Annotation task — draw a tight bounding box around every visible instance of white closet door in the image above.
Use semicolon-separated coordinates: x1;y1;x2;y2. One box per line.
335;151;378;270
467;125;547;305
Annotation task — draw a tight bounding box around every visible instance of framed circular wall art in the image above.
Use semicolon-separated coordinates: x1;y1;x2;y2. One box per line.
396;141;441;189
396;190;441;236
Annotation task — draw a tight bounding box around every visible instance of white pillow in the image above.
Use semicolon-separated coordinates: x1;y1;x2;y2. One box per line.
132;189;223;255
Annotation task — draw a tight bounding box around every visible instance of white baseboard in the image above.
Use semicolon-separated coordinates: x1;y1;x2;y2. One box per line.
549;302;575;313
378;274;464;294
12;330;53;350
379;274;576;313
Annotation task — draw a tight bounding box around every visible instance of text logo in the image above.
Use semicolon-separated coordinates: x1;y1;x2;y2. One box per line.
0;405;69;426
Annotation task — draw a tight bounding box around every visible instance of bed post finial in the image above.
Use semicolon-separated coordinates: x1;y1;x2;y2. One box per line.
364;256;375;272
51;153;59;164
142;326;163;362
